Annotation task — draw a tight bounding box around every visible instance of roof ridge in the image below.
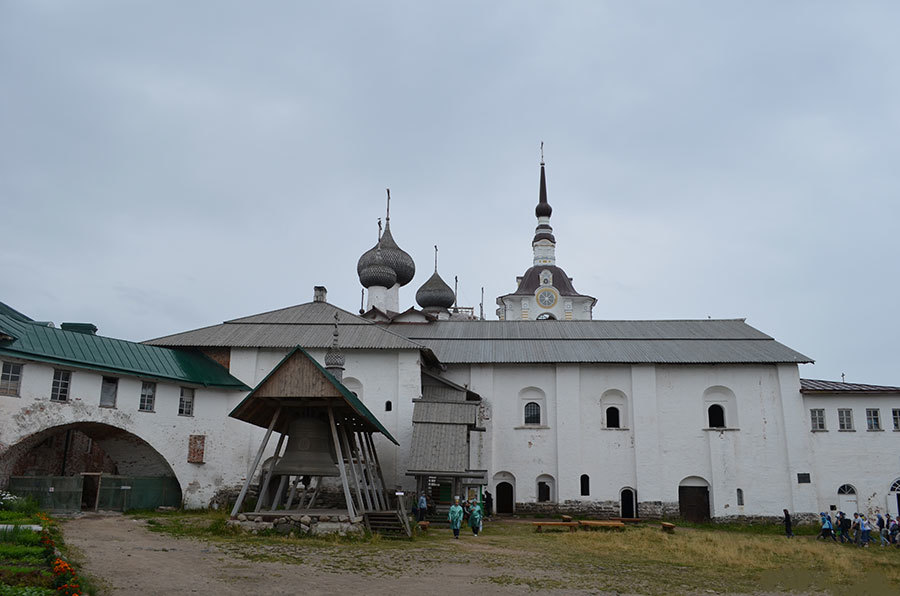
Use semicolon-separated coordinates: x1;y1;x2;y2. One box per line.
226;301;375;324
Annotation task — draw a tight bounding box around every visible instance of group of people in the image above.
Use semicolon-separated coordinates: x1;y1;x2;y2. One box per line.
782;508;900;546
448;496;484;538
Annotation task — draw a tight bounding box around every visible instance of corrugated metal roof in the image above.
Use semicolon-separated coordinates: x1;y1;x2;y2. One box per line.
407;423;469;472
412;401;477;425
146;301;424;350
0;314;247;389
388;319;813;364
800;379;900;393
0;301;32;322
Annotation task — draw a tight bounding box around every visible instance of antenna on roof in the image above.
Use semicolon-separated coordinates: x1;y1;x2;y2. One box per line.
480;286;484;320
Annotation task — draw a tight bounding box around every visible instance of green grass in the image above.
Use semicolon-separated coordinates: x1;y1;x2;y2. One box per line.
0;529;41;548
0;546;44;560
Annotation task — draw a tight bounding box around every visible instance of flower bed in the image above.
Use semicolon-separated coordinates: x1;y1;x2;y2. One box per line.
0;494;87;596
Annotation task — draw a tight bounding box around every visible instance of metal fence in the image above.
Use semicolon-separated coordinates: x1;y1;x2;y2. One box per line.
8;475;181;512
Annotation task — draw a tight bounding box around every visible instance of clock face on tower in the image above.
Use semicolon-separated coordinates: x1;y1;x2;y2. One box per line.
536;288;558;308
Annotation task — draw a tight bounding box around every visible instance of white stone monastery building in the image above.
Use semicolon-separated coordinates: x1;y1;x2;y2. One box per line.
2;161;899;520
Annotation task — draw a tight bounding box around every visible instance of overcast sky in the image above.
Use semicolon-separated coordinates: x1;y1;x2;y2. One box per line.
2;1;898;384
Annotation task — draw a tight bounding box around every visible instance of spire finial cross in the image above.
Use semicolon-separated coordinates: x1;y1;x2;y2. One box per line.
377;218;382;241
434;245;438;273
540;141;544;164
385;188;391;223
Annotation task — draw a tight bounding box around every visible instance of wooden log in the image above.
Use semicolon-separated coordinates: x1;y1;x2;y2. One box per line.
230;407;281;518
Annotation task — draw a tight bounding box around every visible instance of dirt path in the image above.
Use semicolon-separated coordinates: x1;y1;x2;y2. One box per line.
61;514;597;596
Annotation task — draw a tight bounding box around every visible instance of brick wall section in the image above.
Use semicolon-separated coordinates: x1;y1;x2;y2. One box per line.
187;435;205;463
12;430;117;476
199;348;231;370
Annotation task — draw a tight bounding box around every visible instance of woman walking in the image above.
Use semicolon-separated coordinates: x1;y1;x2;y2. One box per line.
468;500;483;536
448;497;464;539
782;509;793;538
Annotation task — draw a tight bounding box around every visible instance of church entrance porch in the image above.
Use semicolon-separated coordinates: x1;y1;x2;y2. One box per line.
496;482;514;514
678;476;710;522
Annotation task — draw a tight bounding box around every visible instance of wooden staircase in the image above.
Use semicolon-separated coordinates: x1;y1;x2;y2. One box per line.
364;511;411;538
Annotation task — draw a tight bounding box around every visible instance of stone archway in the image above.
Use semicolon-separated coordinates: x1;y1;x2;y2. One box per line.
1;422;181;511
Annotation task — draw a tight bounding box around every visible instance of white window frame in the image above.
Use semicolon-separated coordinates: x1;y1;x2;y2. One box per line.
51;369;71;402
810;408;826;431
100;376;118;408
0;361;23;396
837;408;853;431
178;387;194;417
139;381;156;412
866;408;881;431
892;408;900;431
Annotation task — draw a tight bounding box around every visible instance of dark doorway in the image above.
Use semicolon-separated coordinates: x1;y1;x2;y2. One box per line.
81;474;100;510
537;481;550;502
621;488;635;518
707;404;725;428
496;482;514;514
679;486;710;522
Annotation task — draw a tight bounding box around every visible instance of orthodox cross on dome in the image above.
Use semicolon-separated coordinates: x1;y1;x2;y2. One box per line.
385;188;391;224
434;245;438;273
533;143;556;266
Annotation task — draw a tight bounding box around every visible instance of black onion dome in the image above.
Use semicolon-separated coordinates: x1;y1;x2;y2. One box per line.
358;249;398;288
535;163;552;218
416;271;455;309
378;225;416;286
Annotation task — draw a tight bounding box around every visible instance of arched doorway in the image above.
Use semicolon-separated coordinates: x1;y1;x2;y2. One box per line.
496;482;514;514
678;476;710;522
837;484;857;514
890;479;900;517
620;487;636;518
1;422;181;512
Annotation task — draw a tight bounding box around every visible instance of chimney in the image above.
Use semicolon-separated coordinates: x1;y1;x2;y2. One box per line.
313;286;327;303
60;323;98;335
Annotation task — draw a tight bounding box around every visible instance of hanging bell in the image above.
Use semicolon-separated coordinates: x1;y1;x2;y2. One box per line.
272;417;340;477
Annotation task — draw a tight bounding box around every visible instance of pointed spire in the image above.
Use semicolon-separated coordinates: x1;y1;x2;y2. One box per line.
325;312;345;381
536;143;552;218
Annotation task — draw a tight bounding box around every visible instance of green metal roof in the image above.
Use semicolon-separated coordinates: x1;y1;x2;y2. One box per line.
0;301;33;322
230;346;398;445
0;313;248;390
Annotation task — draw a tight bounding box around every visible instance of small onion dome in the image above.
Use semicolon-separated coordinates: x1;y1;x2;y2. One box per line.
416;271;455;310
377;225;416;286
358;249;398;288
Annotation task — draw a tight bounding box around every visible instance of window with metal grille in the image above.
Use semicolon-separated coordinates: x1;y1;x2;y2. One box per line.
178;387;194;416
524;401;541;425
606;406;620;428
809;408;825;431
838;408;853;430
708;404;726;428
100;377;117;408
51;369;71;402
736;488;744;506
893;409;900;431
837;484;856;495
0;362;22;396
139;382;156;412
866;408;881;431
580;474;590;496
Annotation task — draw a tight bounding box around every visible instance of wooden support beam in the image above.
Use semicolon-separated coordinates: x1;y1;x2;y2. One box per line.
365;432;391;507
307;477;321;509
338;419;368;513
255;431;286;513
328;407;356;518
285;477;301;510
231;407;281;518
356;431;382;510
271;475;289;511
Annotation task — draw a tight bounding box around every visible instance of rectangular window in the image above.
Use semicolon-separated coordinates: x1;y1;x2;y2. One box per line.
893;408;900;431
51;369;71;402
139;382;156;412
0;362;23;396
838;408;854;431
100;376;118;408
866;408;881;431
797;473;811;484
810;408;825;431
178;387;194;416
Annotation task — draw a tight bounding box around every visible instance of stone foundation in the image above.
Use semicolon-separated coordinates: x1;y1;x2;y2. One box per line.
513;500;680;519
227;513;366;536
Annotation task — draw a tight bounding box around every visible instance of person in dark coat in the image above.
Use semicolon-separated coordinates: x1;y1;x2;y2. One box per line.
782;509;793;538
484;490;493;519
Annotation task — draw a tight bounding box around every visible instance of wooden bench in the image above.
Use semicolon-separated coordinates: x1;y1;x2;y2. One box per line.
661;522;676;534
416;521;430;532
532;521;579;533
579;520;626;530
561;515;573;522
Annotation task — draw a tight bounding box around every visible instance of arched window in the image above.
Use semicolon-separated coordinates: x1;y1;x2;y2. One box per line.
580;474;590;496
536;474;554;503
837;484;856;495
707;404;725;428
536;313;556;320
606;406;620;429
524;402;541;425
384;400;392;412
891;479;900;492
736;488;744;506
